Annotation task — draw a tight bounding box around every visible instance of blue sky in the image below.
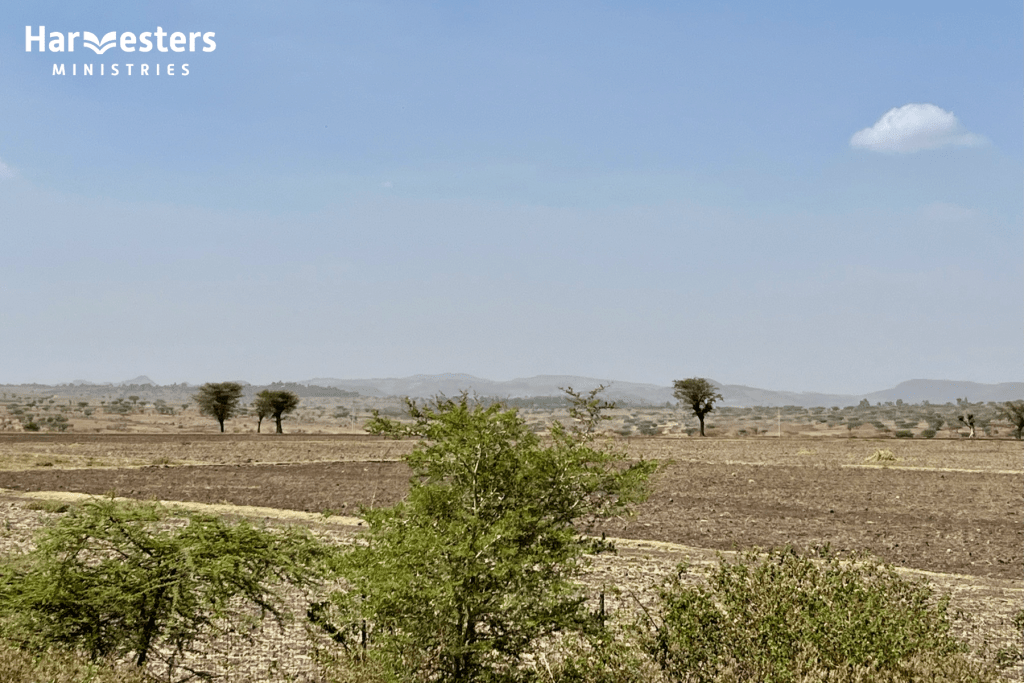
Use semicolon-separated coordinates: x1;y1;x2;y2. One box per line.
1;1;1020;393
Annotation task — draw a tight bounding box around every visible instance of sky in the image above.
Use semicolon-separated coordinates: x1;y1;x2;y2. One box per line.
1;1;1020;393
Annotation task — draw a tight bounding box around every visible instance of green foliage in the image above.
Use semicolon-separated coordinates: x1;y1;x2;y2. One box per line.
542;631;665;683
254;389;300;434
995;401;1024;440
323;388;655;683
21;419;40;432
252;393;273;433
672;378;723;437
0;497;326;679
193;381;244;432
24;499;72;514
0;640;149;683
40;414;70;432
646;547;1000;683
893;430;914;438
994;608;1024;666
920;428;937;439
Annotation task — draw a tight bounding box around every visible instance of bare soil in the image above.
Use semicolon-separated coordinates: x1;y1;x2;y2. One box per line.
0;434;1019;581
0;431;1019;682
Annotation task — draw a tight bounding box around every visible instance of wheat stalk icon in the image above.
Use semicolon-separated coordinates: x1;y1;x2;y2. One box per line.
83;31;117;54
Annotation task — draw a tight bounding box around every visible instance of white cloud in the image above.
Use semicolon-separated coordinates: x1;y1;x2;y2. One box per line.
0;157;15;180
850;103;987;153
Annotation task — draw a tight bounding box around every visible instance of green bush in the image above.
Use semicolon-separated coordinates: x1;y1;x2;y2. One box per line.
646;547;1003;683
920;429;937;439
894;430;914;438
543;632;665;683
322;389;655;683
0;497;327;679
994;608;1024;667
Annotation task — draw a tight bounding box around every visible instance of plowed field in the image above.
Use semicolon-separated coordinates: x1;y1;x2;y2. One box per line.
0;433;1019;580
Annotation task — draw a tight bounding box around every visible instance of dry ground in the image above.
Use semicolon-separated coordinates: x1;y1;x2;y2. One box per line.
0;433;1019;680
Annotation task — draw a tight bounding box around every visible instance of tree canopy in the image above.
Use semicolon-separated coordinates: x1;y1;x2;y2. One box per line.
0;498;325;679
672;377;723;437
193;382;244;432
996;400;1024;440
254;390;300;434
251;394;271;433
322;388;656;682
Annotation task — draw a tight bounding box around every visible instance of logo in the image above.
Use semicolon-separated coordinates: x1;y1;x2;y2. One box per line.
25;26;216;78
26;26;216;53
82;31;117;54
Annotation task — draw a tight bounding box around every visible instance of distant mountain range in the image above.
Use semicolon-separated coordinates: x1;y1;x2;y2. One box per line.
10;375;1019;408
298;374;1024;408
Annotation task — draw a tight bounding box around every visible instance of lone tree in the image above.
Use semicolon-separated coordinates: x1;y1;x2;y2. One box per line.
996;400;1024;440
255;390;300;434
673;377;723;437
193;382;244;432
957;412;976;439
320;388;655;682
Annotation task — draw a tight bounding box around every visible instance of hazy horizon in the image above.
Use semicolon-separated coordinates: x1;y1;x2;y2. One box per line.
5;372;1021;398
2;2;1020;394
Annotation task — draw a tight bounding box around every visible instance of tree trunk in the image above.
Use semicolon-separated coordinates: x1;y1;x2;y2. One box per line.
275;415;283;434
135;583;168;667
256;417;262;434
698;414;706;437
218;419;225;433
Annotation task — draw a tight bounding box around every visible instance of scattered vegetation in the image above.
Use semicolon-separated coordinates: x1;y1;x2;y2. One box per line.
23;499;72;513
0;640;150;683
996;401;1024;440
0;497;327;680
316;388;656;682
644;546;1009;683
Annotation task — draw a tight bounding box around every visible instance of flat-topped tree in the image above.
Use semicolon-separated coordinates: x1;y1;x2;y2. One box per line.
673;377;723;437
255;390;300;434
193;382;244;432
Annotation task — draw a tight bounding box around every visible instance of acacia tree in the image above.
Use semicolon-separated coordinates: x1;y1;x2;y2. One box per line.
251;393;272;434
255;390;300;434
673;377;723;437
193;382;244;432
996;400;1024;440
0;498;326;679
322;388;656;682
